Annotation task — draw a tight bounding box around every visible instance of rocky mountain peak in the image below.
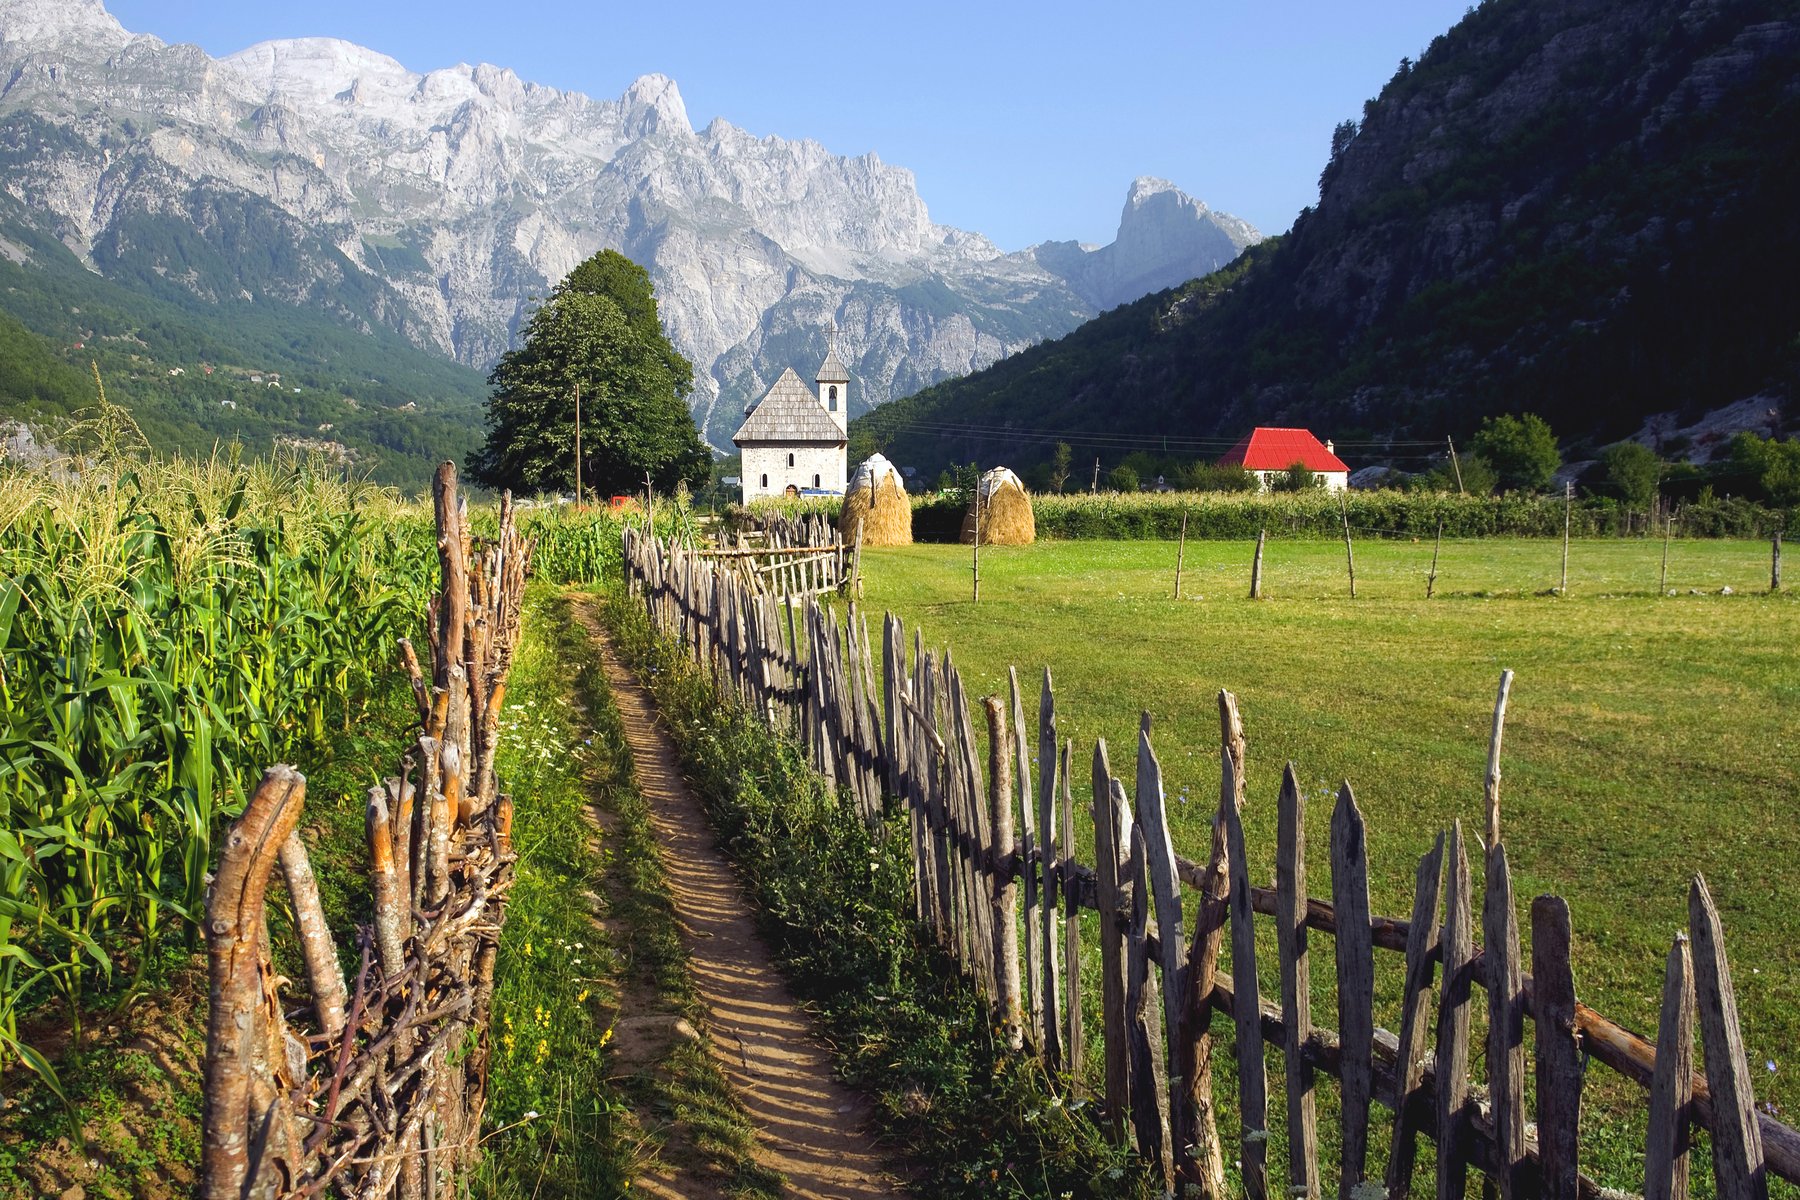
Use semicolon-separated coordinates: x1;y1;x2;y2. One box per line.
0;0;1263;449
621;72;690;138
0;0;131;54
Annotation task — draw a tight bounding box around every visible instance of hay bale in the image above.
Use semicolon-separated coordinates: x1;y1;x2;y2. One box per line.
960;467;1035;545
840;453;913;546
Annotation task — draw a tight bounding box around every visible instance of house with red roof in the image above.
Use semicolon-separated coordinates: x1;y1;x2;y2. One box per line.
1218;427;1350;492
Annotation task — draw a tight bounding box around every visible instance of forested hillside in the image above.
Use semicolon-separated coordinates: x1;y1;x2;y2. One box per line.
854;0;1800;476
0;191;487;489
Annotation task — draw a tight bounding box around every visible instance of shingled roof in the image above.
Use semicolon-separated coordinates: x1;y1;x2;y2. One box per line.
732;368;844;446
817;343;849;384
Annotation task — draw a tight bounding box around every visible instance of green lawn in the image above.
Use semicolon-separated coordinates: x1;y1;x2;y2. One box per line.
857;536;1800;1190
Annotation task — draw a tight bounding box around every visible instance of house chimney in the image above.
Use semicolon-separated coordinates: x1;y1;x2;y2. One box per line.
1326;439;1335;454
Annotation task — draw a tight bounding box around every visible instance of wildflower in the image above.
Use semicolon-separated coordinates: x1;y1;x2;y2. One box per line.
535;1039;550;1063
524;940;532;956
577;988;590;1002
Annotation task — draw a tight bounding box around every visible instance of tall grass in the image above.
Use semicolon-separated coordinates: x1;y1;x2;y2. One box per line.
0;451;435;1086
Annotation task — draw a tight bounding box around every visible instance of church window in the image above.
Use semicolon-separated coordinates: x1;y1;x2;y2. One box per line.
828;385;838;410
788;452;795;467
813;473;821;487
760;473;768;488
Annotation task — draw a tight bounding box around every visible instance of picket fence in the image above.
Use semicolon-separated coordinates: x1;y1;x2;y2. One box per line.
202;464;531;1200
622;528;1799;1200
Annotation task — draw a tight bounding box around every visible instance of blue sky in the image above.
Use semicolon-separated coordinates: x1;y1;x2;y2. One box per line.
108;1;1473;250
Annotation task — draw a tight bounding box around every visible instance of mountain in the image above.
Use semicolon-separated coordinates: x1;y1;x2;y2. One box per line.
855;0;1800;478
0;0;1260;458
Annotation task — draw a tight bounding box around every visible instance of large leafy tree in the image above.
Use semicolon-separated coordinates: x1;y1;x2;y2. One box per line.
1470;413;1561;493
468;250;710;495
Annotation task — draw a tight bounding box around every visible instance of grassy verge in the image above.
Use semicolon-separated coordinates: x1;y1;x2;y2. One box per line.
600;586;1150;1199
474;587;776;1199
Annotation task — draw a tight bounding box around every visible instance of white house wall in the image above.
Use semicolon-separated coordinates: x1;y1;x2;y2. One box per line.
740;443;847;502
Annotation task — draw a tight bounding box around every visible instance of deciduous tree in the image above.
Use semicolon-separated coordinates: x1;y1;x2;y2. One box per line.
468;250;710;496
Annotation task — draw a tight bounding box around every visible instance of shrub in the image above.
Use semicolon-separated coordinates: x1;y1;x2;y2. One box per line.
1107;464;1140;492
1471;413;1561;492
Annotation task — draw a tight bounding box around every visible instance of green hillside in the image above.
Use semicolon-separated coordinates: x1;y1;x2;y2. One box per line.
855;0;1800;477
0;187;487;491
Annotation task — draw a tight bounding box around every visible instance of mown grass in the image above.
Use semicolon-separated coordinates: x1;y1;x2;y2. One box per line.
857;537;1800;1195
602;587;1153;1199
474;588;776;1199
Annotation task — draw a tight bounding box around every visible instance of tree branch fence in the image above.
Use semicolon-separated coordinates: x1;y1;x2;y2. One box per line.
201;463;532;1200
623;527;1799;1200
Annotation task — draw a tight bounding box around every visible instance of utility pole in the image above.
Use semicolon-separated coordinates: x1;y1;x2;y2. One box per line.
972;475;982;604
1091;457;1100;493
573;380;582;506
1447;435;1465;495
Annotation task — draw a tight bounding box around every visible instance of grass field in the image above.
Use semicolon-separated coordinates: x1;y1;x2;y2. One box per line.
858;536;1800;1189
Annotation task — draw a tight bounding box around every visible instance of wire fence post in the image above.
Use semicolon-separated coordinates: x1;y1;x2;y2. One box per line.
1660;514;1674;595
1339;492;1357;599
1174;509;1188;600
1251;526;1266;600
1428;518;1443;600
1774;530;1783;592
1560;481;1572;595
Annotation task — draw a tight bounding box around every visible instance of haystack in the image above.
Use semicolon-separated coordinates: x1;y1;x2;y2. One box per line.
840;453;913;546
960;467;1035;545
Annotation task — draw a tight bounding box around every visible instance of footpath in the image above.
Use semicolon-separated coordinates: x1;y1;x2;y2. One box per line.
576;601;904;1200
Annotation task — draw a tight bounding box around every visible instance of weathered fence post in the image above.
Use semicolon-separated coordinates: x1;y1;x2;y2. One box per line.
1485;843;1527;1200
1275;764;1321;1197
1532;895;1582;1200
1174;509;1188;599
1428;517;1443;599
1690;874;1769;1200
1251;526;1266;599
1340;492;1357;599
1646;932;1696;1200
1385;831;1445;1198
1331;784;1374;1196
1221;716;1270;1200
1561;479;1573;594
984;696;1023;1049
1773;530;1782;592
1092;739;1129;1144
1436;821;1475;1199
1486;668;1513;850
1662;514;1675;594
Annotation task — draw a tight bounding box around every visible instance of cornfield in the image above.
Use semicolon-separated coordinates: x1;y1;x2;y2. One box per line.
0;451;436;1088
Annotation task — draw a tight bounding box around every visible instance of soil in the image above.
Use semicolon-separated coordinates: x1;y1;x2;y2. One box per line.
574;601;904;1200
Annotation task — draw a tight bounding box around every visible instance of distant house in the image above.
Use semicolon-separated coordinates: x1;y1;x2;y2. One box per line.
732;338;849;503
1219;427;1350;492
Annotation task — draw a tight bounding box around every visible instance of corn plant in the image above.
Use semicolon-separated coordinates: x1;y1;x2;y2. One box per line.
0;450;437;1090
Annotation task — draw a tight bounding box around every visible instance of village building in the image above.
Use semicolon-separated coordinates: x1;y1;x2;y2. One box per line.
732;343;849;503
1219;426;1350;492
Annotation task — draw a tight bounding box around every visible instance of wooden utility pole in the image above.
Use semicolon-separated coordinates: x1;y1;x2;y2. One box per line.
1427;518;1443;599
972;478;982;603
1092;457;1101;493
1250;527;1266;599
1774;530;1783;592
1560;481;1572;595
1660;515;1674;595
1447;435;1466;495
1339;492;1357;598
1173;510;1188;599
573;381;582;505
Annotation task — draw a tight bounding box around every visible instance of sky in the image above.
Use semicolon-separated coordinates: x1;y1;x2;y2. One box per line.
106;1;1475;251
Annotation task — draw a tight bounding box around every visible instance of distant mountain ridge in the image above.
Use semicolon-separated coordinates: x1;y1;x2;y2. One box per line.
0;0;1261;449
856;0;1800;476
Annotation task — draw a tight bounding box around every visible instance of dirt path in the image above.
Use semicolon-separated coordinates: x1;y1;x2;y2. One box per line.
576;603;904;1200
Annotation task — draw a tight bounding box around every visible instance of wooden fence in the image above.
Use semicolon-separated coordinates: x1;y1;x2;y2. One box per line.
201;463;531;1200
623;529;1800;1200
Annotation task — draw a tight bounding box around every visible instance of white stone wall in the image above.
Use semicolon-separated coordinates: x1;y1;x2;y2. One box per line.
820;381;848;434
1252;469;1349;493
740;443;847;502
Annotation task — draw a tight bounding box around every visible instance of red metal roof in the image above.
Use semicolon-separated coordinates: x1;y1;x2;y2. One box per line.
1218;427;1348;473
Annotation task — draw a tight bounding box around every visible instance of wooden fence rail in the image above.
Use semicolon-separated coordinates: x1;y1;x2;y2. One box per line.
202;464;532;1200
625;529;1799;1200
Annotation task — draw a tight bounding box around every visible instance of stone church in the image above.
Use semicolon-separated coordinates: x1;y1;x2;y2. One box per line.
732;341;849;503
